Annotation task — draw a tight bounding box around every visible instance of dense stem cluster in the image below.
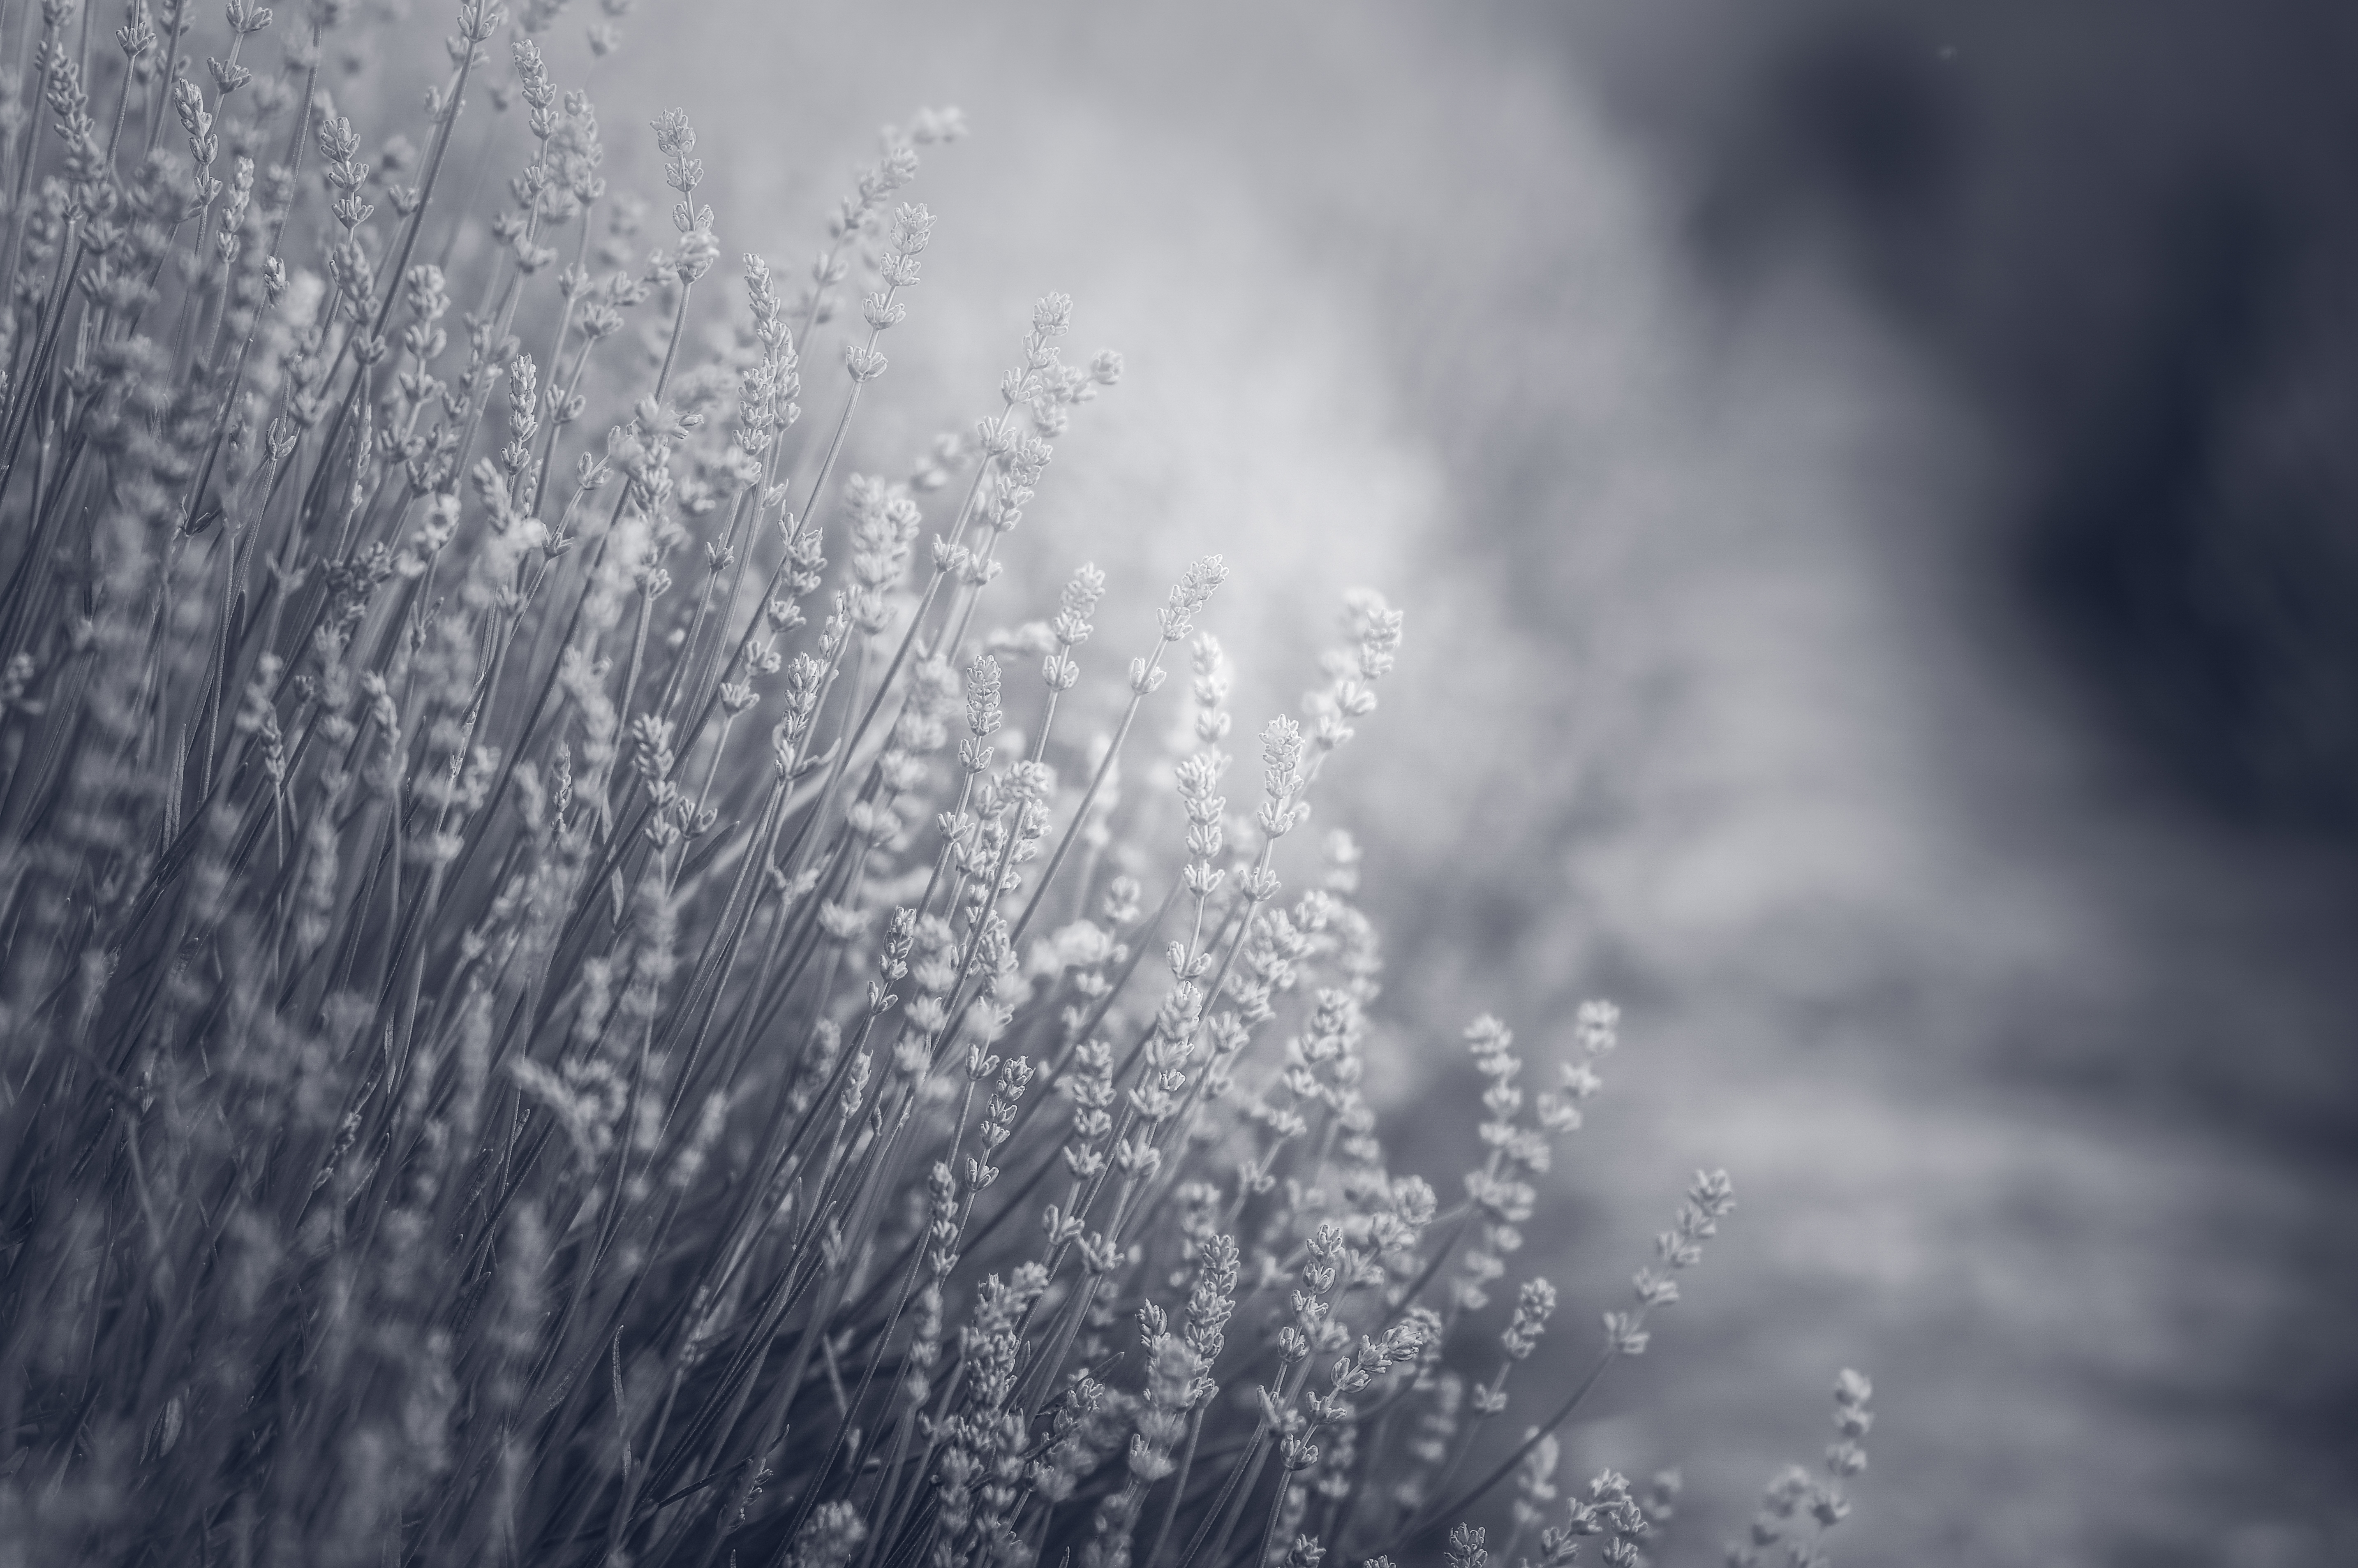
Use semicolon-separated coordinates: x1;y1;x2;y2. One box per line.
0;6;1865;1566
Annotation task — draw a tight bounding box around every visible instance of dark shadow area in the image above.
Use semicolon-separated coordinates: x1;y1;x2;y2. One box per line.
1554;0;2358;838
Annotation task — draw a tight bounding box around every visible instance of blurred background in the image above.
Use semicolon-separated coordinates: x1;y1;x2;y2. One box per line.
479;0;2358;1559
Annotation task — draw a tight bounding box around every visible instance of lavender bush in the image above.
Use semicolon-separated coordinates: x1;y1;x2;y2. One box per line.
0;2;1871;1564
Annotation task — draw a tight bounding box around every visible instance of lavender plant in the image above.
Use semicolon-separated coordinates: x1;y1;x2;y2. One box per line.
0;5;1870;1566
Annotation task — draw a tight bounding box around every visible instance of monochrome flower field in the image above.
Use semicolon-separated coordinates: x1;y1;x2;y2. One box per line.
0;2;1869;1563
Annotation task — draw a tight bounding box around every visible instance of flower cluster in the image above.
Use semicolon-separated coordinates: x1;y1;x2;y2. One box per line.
1727;1371;1877;1568
0;8;1867;1568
